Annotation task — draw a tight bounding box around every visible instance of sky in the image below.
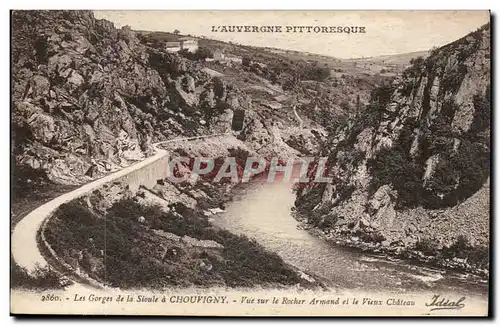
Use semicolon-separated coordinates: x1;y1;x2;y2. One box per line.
93;10;490;59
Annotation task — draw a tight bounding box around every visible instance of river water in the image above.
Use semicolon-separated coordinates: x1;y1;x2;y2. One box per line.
212;171;489;297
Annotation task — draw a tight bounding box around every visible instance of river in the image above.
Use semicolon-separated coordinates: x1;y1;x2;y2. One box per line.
212;170;489;297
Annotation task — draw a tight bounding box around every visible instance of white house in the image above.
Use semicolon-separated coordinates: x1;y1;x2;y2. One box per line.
226;55;242;64
214;49;225;61
178;37;199;52
165;41;182;52
165;37;199;53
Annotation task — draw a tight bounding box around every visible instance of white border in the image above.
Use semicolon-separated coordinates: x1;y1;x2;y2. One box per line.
2;1;498;325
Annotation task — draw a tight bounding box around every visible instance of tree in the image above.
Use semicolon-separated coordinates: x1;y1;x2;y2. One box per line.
242;56;251;67
429;45;439;56
300;66;330;81
356;94;361;116
178;48;194;60
195;47;213;60
173;29;180;35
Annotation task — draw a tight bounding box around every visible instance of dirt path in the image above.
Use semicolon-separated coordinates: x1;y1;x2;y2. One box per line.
293;105;303;128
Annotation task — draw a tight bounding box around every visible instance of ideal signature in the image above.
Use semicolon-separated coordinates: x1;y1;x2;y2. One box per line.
425;294;466;311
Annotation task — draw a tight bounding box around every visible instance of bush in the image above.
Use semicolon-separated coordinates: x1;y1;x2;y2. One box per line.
440;64;468;94
269;71;278;84
242;55;251;67
367;121;424;209
11;258;63;290
467;246;489;268
404;56;425;79
470;87;491;134
414;237;439;256
295;184;326;214
212;77;224;98
366;85;489;210
441;235;489;269
340;100;351;112
207;230;300;287
177;48;193;60
195;47;213;60
227;147;250;168
12;164;51;200
300;66;330;81
178;47;213;61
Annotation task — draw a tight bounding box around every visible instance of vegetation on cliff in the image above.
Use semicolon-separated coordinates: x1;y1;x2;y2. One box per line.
294;23;491;275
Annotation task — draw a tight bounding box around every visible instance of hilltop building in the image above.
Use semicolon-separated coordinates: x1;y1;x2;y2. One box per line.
165;37;199;53
214;49;225;61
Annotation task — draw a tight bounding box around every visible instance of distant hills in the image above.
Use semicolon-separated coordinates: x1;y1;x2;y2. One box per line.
344;50;430;67
135;29;429;78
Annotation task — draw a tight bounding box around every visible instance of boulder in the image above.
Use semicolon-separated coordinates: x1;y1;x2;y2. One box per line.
183;74;196;93
28;75;51;99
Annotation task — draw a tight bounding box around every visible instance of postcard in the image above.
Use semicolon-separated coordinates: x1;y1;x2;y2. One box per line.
10;9;491;316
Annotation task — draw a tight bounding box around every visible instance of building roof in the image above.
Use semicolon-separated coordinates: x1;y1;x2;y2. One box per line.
178;37;196;41
165;41;181;47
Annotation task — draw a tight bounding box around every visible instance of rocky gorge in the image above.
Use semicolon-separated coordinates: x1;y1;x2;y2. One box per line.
12;10;325;193
11;10;490;290
10;10;333;290
294;24;491;277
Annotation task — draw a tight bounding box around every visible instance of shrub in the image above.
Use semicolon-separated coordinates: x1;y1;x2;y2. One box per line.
367;121;424;209
207;231;300;287
294;184;326;214
368;146;423;209
269;71;278;84
414;237;439;256
340;100;351;112
212;77;224;98
177;48;192;60
195;47;213;60
12;164;51;200
440;64;468;94
11;259;63;290
359;232;386;243
242;55;251;67
337;184;356;204
441;235;489;269
366;86;489;210
300;66;330;81
401;56;424;81
467;246;489;268
470;86;491;134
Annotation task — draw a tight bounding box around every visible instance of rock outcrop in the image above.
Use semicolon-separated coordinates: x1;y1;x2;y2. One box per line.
11;11;281;186
295;24;490;265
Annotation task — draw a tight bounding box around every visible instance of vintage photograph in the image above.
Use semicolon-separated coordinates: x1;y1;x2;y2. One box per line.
10;10;491;316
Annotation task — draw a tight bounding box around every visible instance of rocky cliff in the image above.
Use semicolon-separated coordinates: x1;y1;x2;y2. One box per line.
295;24;491;271
11;10;287;189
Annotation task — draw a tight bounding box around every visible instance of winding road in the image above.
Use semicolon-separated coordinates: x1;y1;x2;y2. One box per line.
11;134;226;278
10;131;488;301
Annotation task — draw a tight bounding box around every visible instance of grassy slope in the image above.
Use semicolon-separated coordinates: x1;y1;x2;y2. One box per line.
44;197;308;289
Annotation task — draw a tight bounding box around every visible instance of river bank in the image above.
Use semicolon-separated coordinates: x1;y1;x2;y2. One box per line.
212;173;488;296
293;214;489;280
33;141;321;291
12;135;488;295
